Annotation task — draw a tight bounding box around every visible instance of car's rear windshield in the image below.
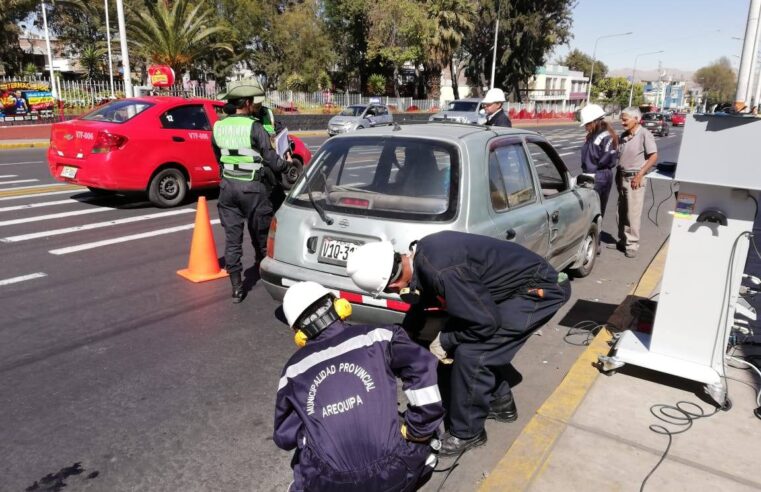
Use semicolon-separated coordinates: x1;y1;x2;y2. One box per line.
446;101;479;112
642;113;660;120
82;100;153;123
340;105;366;117
287;137;459;221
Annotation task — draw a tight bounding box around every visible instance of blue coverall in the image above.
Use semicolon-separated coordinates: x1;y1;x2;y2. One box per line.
580;129;618;216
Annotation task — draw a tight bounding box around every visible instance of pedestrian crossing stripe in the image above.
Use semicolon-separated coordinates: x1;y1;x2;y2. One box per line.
0;184;83;198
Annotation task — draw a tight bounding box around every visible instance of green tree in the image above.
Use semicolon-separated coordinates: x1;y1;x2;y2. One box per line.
693;57;736;107
78;44;107;81
0;0;37;77
462;0;574;101
127;0;233;78
367;74;386;95
594;76;632;109
563;48;608;87
425;0;475;99
323;0;371;91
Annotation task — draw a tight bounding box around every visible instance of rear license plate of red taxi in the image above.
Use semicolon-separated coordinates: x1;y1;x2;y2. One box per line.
318;237;362;266
60;166;78;179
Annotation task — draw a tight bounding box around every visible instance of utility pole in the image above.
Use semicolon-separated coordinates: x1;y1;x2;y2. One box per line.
104;0;115;99
40;2;58;100
489;0;501;90
115;0;132;98
735;0;761;110
586;31;633;104
656;61;663;110
629;50;663;108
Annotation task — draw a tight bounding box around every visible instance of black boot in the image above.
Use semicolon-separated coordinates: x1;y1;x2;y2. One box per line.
230;271;245;304
488;393;518;422
438;430;487;456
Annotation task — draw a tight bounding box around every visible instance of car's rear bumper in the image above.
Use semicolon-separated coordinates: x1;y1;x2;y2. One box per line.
260;257;407;325
47;149;147;190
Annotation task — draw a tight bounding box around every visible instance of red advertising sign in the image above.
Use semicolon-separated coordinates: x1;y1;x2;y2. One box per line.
148;65;175;88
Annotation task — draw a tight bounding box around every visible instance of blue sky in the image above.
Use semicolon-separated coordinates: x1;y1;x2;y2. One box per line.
551;0;752;71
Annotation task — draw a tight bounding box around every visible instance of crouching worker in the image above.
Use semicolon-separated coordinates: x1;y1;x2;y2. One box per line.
274;281;444;492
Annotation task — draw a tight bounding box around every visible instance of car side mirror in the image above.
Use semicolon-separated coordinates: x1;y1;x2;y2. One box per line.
575;174;596;188
479;109;486;116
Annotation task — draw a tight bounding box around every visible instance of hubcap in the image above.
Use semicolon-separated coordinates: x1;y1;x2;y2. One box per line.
583;234;595;265
159;175;178;199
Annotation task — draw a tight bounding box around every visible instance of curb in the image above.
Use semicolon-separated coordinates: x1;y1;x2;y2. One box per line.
0;141;49;150
479;240;670;492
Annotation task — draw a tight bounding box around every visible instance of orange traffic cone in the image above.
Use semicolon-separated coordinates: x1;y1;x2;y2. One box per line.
177;196;229;283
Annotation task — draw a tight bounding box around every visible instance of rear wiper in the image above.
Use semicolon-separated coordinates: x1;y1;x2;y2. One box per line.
304;171;333;225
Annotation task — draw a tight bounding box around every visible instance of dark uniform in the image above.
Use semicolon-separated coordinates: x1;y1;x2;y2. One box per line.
581;129;618;216
403;231;570;439
212;115;288;274
274;320;444;491
485;108;512;127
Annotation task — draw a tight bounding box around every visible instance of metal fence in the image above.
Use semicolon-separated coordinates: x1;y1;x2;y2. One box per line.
1;75;580;120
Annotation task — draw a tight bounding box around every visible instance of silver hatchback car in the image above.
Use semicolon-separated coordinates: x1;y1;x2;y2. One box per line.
261;123;600;324
327;104;394;136
429;98;486;125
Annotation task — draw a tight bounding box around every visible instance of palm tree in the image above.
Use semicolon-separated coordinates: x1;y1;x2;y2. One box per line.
425;0;474;100
127;0;233;78
78;44;107;81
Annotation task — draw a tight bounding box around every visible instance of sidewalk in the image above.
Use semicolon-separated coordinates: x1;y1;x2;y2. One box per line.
480;241;761;491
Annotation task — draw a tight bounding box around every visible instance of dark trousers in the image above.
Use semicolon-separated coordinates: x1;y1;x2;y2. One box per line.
594;168;614;218
217;178;273;274
448;280;571;438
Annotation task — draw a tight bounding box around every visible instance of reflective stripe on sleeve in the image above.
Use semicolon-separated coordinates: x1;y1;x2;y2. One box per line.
404;384;442;407
277;327;394;391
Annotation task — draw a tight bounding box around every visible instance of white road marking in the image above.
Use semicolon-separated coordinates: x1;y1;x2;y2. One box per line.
0;272;47;286
559;152;575;156
0;161;45;167
49;219;221;255
0;179;39;185
0;207;114;227
0;198;83;213
1;208;196;242
0;182;66;192
0;189;81;201
0;175;18;178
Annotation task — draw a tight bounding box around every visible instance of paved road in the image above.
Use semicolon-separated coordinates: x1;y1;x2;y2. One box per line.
0;124;682;491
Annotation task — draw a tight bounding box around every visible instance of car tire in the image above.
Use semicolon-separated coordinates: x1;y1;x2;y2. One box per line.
570;222;598;278
281;156;303;191
148;167;187;208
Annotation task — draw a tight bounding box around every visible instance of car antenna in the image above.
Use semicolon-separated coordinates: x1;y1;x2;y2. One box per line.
392;121;401;131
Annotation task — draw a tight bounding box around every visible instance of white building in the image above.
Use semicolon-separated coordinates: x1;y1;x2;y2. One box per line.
526;64;589;110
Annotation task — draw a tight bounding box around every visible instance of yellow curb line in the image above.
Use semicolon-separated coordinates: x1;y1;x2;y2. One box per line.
479;241;670;492
0;184;84;198
0;142;49;150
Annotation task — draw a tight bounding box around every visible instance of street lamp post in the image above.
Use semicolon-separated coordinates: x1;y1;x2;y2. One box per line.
628;50;663;108
489;0;502;90
115;0;132;98
40;2;58;100
104;0;115;99
586;31;633;104
735;0;761;110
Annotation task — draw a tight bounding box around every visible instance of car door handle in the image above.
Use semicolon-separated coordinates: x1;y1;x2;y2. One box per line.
551;211;560;223
172;136;185;142
505;228;516;240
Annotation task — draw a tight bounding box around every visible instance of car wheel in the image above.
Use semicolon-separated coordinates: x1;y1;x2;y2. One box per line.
148;168;187;208
281;156;304;191
570;223;598;278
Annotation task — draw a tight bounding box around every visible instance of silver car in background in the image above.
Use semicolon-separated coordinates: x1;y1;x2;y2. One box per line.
327;104;394;136
429;98;486;125
261;123;601;324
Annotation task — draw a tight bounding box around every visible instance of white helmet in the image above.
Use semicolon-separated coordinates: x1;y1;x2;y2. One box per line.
481;88;506;104
346;241;396;297
283;281;333;328
578;104;606;126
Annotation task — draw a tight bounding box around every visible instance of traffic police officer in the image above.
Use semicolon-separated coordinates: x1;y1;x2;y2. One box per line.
347;231;571;456
579;104;618;229
275;281;444;491
213;79;291;303
481;88;512;127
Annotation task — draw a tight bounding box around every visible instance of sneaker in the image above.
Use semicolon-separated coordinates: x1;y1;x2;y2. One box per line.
625;250;637;258
606;243;624;251
438;430;487;456
487;394;518;422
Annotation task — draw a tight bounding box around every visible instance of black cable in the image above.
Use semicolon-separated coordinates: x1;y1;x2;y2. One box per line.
563;320;606;346
433;448;467;492
640;401;718;492
647;180;676;227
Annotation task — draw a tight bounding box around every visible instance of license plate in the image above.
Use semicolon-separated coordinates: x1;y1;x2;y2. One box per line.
60;166;78;178
318;237;362;266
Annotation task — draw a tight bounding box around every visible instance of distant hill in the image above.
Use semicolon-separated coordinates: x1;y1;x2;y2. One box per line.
609;67;695;86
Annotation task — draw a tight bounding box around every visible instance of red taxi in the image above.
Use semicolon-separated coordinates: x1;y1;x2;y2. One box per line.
48;97;312;207
670;112;686;126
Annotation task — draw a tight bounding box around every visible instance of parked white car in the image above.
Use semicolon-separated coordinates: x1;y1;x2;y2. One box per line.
327;104;394;136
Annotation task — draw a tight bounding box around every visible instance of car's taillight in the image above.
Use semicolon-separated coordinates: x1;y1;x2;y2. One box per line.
266;217;277;258
91;131;127;154
339;197;370;208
